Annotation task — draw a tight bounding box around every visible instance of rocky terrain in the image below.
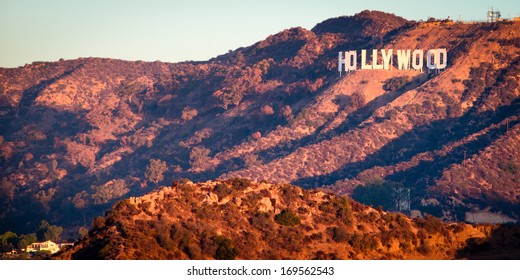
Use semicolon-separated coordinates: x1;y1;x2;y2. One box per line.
0;11;519;238
55;179;520;260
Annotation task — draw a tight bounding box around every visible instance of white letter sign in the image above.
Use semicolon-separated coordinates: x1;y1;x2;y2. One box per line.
338;48;447;74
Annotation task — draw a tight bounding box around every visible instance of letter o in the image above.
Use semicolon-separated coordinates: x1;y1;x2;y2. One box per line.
427;49;437;70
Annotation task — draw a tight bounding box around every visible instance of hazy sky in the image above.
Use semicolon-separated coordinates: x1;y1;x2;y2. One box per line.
1;0;519;67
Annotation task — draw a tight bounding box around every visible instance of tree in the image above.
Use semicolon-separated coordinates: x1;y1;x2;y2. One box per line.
37;220;63;242
0;231;18;252
78;227;89;239
181;107;198;121
145;159;168;185
49;159;59;180
0;177;15;203
261;105;274;115
92;216;106;230
281;105;293;121
189;147;211;171
72;190;89;209
243;153;260;168
352;181;410;212
91;180;129;205
17;233;37;250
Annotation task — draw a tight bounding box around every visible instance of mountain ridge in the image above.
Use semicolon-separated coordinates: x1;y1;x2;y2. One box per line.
54;179;520;260
1;11;519;238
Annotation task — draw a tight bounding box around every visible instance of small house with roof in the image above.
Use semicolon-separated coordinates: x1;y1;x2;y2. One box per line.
25;240;60;254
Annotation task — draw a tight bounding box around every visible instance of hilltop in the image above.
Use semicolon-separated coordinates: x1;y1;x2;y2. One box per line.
1;10;519;238
55;179;520;260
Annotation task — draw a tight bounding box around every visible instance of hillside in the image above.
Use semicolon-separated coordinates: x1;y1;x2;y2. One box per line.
1;10;519;237
55;179;520;260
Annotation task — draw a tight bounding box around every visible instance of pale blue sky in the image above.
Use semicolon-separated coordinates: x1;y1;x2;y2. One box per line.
0;0;518;67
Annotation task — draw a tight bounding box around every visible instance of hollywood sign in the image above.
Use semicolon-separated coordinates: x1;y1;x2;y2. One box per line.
338;49;447;74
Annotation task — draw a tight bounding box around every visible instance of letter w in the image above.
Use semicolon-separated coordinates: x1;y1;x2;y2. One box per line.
397;50;411;70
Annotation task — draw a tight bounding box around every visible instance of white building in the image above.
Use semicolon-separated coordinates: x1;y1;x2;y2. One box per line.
25;241;60;254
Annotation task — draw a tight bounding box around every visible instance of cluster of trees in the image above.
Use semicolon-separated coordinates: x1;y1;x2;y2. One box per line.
0;232;36;253
352;180;411;212
0;220;63;253
90;180;129;205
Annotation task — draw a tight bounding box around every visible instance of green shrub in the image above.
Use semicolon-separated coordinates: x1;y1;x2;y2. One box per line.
98;244;113;259
170;224;191;251
500;161;518;174
349;233;378;251
417;242;433;255
156;233;175;251
332;225;351;242
319;197;353;226
242;191;263;209
297;206;309;214
213;183;233;202
318;201;335;214
213;236;238;260
383;76;409;91
333;197;353;226
196;204;218;219
249;212;273;230
417;214;444;234
229;178;252;190
281;184;301;201
91;216;106;230
274;209;301;226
